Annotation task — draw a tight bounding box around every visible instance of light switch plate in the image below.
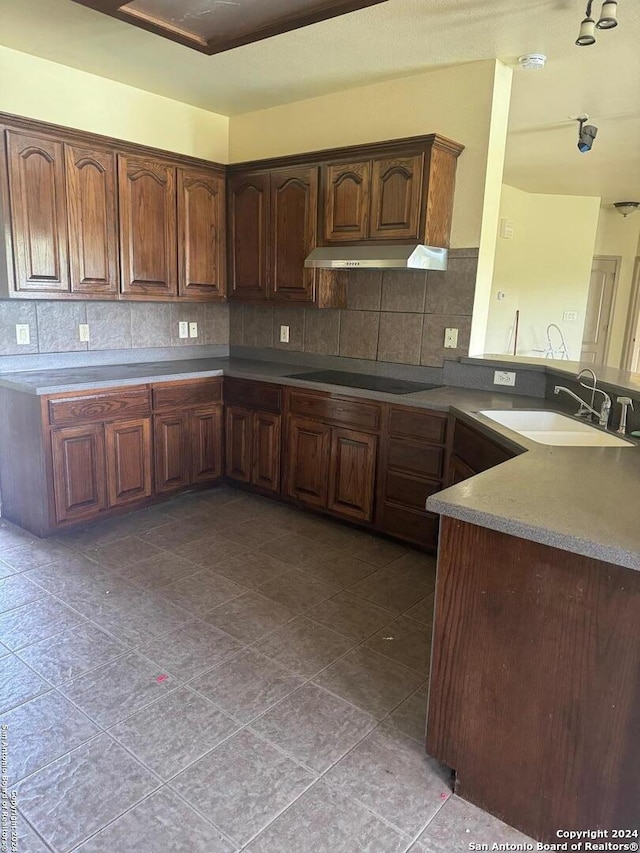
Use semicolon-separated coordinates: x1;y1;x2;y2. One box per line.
15;324;30;345
280;325;290;344
178;322;189;339
444;327;459;349
563;310;578;322
78;324;90;342
494;370;517;387
189;322;198;339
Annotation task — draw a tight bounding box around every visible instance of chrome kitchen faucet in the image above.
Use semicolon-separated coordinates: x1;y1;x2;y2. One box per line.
554;369;612;429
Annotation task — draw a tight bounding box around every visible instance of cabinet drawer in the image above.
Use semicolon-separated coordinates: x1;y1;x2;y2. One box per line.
224;378;282;413
453;420;513;473
152;378;222;411
387;438;443;479
288;391;381;432
388;407;447;445
384;471;441;512
48;388;150;426
377;502;439;550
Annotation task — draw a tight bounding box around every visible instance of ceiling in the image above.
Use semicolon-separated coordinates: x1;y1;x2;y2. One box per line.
1;0;639;202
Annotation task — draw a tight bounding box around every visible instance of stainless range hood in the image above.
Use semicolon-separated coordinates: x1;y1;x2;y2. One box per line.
304;245;448;271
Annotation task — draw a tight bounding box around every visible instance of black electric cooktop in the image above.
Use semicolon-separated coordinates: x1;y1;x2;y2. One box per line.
286;370;442;395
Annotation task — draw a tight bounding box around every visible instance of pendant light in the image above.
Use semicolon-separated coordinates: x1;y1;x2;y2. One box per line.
576;0;596;45
597;0;618;28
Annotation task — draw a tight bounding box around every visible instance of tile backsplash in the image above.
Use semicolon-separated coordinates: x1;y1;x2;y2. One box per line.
0;300;229;358
229;249;478;368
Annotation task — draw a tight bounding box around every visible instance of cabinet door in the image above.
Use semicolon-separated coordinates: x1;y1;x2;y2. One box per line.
286;417;330;508
177;168;225;300
118;155;177;296
65;144;118;296
51;424;107;523
369;155;423;240
105;418;152;507
447;453;476;486
369;154;423;240
271;167;318;303
225;406;253;483
252;412;281;493
153;413;190;494
227;172;270;300
192;405;223;484
6;131;69;293
328;428;377;522
323;161;370;243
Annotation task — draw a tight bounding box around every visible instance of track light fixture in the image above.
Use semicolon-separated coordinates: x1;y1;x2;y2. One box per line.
576;0;619;45
575;115;598;153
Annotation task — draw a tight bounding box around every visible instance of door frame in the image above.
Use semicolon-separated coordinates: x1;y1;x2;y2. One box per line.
584;254;621;365
621;256;640;372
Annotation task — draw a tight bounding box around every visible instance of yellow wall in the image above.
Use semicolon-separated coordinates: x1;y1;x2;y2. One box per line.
229;60;510;249
484;184;601;360
593;207;640;367
0;46;229;162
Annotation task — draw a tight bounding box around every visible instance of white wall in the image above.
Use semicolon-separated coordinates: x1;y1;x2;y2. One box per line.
485;185;601;360
0;46;229;162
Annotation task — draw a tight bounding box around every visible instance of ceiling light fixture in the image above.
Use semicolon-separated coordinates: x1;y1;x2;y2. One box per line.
614;202;640;217
596;0;618;29
576;0;620;44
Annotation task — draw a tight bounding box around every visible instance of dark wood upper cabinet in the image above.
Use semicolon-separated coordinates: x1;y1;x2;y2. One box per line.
118;154;177;297
65;143;118;296
271;166;318;303
323;161;370;242
369;154;423;240
6;131;70;293
177;168;225;301
227;172;270;301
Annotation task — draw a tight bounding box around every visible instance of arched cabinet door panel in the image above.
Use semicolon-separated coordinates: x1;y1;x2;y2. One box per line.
323;161;370;243
65;144;118;295
178;169;225;300
118;154;177;296
271;167;318;303
369;154;423;240
228;172;270;300
6;131;70;293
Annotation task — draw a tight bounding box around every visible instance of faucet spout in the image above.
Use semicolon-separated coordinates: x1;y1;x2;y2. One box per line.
554;376;612;429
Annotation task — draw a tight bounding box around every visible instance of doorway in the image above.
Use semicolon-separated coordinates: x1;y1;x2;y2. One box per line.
581;256;618;363
622;257;640;372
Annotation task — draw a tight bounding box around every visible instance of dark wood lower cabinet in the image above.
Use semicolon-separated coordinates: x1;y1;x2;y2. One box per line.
327;428;376;521
286;417;331;508
252;411;281;493
427;517;640;841
192;406;223;483
51;424;107;523
105;418;152;507
225;406;253;484
153;412;191;494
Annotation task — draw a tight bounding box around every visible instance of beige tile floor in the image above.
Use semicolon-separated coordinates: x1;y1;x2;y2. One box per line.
0;487;535;852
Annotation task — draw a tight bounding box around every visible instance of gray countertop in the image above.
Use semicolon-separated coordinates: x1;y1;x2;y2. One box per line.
1;356;638;571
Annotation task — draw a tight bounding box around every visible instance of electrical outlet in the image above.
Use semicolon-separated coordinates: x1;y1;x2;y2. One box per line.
15;324;30;346
189;322;198;339
494;370;516;387
78;324;90;342
178;322;189;339
444;327;459;349
280;325;290;344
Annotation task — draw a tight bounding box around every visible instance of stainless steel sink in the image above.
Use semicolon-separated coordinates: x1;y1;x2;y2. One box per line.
478;410;634;447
